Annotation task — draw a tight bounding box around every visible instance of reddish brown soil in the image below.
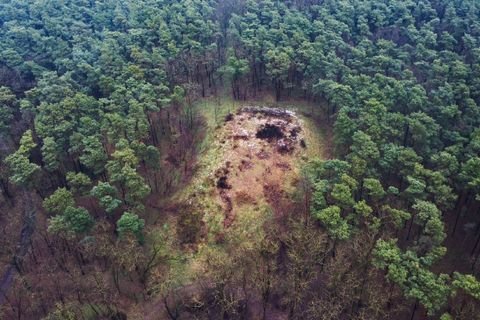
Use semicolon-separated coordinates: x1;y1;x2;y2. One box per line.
213;107;305;227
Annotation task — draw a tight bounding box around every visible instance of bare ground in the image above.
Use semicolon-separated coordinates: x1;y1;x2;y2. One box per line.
213;107;307;228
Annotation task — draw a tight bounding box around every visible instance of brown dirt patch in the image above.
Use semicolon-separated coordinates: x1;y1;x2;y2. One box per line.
234;190;257;205
214;107;305;227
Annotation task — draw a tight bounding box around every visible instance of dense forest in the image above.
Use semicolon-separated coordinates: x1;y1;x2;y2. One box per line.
1;0;480;319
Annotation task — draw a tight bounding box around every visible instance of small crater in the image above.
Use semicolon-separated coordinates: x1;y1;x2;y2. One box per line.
225;113;234;122
290;126;301;138
217;176;231;189
215;166;231;189
256;124;284;140
300;139;306;148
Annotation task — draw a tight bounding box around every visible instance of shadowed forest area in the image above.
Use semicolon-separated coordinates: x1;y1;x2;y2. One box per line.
0;0;480;319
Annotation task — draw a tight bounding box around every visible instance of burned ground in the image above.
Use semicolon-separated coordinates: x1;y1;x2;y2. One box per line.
256;123;285;140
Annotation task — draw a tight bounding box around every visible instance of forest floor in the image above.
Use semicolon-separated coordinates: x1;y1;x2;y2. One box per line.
141;94;330;319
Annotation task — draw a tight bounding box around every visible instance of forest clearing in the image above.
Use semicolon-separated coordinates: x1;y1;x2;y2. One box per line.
173;103;325;230
140;101;328;319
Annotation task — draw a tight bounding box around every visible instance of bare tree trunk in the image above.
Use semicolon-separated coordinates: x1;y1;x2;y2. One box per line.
452;208;463;236
410;300;417;320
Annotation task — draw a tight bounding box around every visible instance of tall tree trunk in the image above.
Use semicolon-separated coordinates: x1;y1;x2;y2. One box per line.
452;208;464;236
403;124;410;147
406;213;416;240
410;300;417;320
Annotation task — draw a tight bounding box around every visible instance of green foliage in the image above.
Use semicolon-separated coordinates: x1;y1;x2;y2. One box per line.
4;152;40;186
0;86;16;135
48;206;94;235
350;131;380;162
221;52;249;81
373;240;451;316
412;200;446;247
407;112;440;153
307;159;350;184
117;211;145;242
460;157;480;197
265;48;292;83
4;130;40;186
440;313;453;320
363;178;385;200
404;176;427;201
382;205;411;229
220;48;249;99
144;145;161;170
66;172;92;196
63;206;95;234
41;137;60;172
452;272;480;300
311;180;328;210
79;135;108;176
106;140;150;208
122;165;151;206
170;86;186;105
43;188;75;215
315;80;353;110
91;182;122;214
314;205;350;240
331;183;355;209
354;200;372;218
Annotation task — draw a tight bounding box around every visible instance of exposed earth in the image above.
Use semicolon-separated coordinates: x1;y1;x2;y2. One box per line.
213;106;307;227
